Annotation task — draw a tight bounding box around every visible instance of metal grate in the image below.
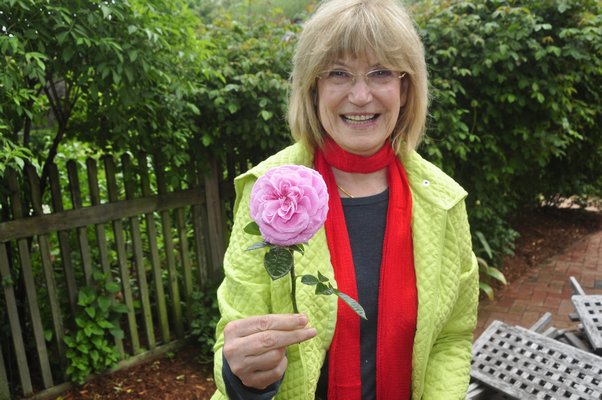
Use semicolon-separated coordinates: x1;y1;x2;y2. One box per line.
572;295;602;353
471;320;602;400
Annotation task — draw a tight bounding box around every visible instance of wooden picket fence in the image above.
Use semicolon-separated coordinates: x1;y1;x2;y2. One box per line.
0;153;229;399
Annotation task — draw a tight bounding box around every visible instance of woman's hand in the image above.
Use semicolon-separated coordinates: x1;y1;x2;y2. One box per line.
223;313;317;390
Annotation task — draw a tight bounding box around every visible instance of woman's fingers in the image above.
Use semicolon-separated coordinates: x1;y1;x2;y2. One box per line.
223;313;317;389
243;325;317;355
230;347;286;382
244;347;287;370
238;355;289;390
226;313;310;338
224;314;316;358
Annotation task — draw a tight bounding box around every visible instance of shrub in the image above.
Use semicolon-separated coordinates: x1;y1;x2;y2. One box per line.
189;284;220;362
414;0;602;260
193;12;301;174
64;270;128;384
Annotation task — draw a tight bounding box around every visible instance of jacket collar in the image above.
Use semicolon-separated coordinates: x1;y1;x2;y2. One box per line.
236;142;467;211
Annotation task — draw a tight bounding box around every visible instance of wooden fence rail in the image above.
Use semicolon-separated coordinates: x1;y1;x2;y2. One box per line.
0;154;227;399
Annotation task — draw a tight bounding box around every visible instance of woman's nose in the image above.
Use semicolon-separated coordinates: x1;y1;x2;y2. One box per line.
347;77;373;105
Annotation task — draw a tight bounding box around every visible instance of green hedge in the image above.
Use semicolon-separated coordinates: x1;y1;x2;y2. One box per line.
414;0;602;257
193;13;300;170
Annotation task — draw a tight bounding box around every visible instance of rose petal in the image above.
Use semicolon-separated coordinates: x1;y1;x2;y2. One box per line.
249;165;328;246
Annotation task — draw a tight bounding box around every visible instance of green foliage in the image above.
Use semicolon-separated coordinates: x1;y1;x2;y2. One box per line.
0;133;37;176
64;270;127;384
301;271;367;320
189;0;315;21
474;231;507;300
414;0;602;261
189;285;220;362
194;12;300;169
0;0;210;190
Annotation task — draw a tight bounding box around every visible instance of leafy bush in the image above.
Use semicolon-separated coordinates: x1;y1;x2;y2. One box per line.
474;231;508;300
190;0;315;21
0;0;209;193
0;134;37;175
413;0;602;260
64;270;128;384
193;12;301;173
189;284;220;362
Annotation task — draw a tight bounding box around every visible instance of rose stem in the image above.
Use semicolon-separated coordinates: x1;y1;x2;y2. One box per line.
290;251;299;314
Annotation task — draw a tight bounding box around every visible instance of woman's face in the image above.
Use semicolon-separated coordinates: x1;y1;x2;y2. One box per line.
316;55;408;156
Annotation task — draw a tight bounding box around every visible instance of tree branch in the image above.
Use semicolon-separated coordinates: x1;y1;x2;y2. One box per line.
39;124;67;197
43;85;62;127
40;77;71;197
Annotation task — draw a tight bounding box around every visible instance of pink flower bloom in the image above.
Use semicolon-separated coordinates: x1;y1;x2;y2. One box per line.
250;165;329;246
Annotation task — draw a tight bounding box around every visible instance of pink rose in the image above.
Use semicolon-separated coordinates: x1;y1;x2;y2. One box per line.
250;165;329;246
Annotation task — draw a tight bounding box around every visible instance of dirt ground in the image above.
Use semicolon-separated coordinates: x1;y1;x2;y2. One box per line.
49;206;601;400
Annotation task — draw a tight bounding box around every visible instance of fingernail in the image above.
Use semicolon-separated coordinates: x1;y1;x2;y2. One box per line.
298;313;308;326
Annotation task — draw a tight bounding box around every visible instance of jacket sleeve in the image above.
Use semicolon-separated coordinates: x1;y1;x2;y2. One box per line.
212;178;275;399
420;199;479;400
222;353;282;399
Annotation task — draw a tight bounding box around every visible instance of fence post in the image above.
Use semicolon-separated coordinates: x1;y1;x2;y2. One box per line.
66;160;93;285
121;154;156;350
204;158;226;280
138;153;171;343
0;343;10;400
48;163;78;316
104;156;141;355
6;169;54;388
25;165;67;369
0;243;32;396
154;158;184;340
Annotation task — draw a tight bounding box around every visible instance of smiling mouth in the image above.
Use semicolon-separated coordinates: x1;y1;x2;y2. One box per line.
342;114;379;124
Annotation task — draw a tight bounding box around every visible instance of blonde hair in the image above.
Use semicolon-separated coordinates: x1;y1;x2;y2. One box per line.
288;0;428;155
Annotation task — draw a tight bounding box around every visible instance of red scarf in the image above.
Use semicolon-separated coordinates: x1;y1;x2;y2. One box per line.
314;137;417;400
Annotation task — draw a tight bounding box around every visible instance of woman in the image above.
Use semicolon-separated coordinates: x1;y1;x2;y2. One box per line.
211;0;479;399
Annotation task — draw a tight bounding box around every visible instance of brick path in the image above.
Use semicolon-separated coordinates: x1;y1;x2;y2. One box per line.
475;228;602;337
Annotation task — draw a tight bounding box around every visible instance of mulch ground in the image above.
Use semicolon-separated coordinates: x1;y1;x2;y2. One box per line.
46;206;602;400
54;347;215;400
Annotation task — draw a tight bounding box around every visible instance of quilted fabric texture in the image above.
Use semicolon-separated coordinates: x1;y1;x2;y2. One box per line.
212;143;479;400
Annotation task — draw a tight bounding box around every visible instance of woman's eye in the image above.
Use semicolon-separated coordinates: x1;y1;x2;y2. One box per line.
328;70;351;78
369;69;394;79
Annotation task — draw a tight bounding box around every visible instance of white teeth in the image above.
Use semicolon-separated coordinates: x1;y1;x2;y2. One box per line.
344;114;376;122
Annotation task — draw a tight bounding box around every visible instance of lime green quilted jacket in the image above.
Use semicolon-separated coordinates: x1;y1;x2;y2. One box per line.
212;143;479;400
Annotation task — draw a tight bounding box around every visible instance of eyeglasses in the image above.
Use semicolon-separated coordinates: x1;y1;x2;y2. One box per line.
317;69;406;90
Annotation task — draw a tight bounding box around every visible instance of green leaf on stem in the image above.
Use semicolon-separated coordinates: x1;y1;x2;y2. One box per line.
112;303;128;314
111;328;125;340
244;221;261;236
264;247;293;280
480;282;494;301
334;289;367;320
301;274;319;285
486;266;507;285
290;244;305;255
97;296;111;313
105;281;121;294
317;271;329;283
315;282;334;296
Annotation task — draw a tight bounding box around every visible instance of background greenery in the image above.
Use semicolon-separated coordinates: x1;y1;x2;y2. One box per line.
1;0;601;360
